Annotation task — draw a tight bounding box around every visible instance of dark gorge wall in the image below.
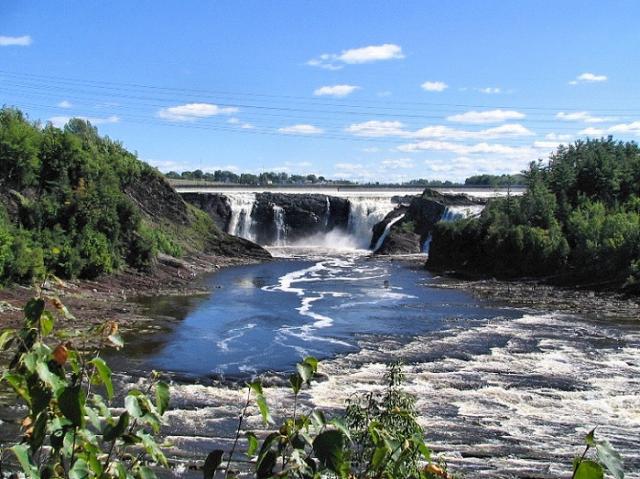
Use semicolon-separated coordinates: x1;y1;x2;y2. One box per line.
180;192;350;245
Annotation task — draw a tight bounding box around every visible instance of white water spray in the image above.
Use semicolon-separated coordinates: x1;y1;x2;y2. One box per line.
373;213;405;252
226;193;256;240
273;205;287;246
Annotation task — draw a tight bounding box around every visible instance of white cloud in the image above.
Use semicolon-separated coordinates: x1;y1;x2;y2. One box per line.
314;84;360;97
556;111;616;123
48;115;119;128
346;120;407;137
307;43;404;69
157;103;238;121
534;141;565;149
545;133;573;141
57;100;73;109
240;122;254;129
608;121;640;135
0;35;32;46
421;81;448;92
578;127;605;136
227;117;240;124
398;140;535;157
362;147;381;153
477;87;502;94
278;124;324;135
413;123;533;140
381;158;414;169
346;120;533;140
447;109;525;124
569;72;608;84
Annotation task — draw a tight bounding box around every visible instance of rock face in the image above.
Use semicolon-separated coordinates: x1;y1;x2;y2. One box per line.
180;193;232;231
125;172;270;259
252;193;349;244
371;188;484;255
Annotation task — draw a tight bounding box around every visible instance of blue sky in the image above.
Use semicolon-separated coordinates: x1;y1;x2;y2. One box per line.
1;0;639;182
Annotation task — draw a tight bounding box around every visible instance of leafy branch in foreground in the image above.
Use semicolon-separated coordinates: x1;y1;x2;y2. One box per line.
0;293;170;479
206;359;446;479
572;428;624;479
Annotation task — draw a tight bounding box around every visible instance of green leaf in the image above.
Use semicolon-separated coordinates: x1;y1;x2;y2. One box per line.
40;310;55;337
371;445;388;471
137;466;157;479
108;332;124;349
155;381;170;415
24;298;45;326
574;460;605;479
203;449;224;479
330;417;352;441
303;356;318;373
246;432;259;457
249;381;272;425
11;443;39;479
29;411;48;453
0;328;15;350
125;394;143;418
313;429;347;474
297;362;314;384
90;357;114;400
104;411;130;442
311;409;326;428
69;458;89;479
595;439;624;479
36;362;65;394
289;372;303;394
58;385;84;427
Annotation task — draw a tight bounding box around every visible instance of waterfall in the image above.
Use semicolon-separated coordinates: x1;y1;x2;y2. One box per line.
441;204;485;222
323;196;331;228
373;214;405;252
422;233;432;254
273;205;287;246
347;197;396;249
226;193;256;241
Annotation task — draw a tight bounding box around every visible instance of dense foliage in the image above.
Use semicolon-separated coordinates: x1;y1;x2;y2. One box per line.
429;138;640;290
0;293;170;479
0;108;186;284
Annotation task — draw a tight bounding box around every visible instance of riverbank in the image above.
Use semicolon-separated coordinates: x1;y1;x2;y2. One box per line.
0;252;270;331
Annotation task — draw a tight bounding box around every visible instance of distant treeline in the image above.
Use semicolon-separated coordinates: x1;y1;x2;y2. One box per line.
165;169;525;187
429;138;640;291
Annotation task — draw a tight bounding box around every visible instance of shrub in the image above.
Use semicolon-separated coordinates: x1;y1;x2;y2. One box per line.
0;294;170;479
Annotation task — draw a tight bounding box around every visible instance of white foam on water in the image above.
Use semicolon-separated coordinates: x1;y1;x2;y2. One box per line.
216;323;257;351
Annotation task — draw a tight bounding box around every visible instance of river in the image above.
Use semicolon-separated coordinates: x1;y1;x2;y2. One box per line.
104;247;639;478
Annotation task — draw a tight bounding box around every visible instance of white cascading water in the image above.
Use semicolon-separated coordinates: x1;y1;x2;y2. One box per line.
347;197;397;249
273;205;287;246
226;193;257;241
373;213;405;252
323;196;331;228
441;204;485;221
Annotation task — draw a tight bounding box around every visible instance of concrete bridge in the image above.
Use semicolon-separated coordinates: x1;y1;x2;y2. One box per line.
169;180;524;198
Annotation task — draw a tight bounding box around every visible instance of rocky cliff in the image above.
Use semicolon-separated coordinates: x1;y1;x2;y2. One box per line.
371;189;485;255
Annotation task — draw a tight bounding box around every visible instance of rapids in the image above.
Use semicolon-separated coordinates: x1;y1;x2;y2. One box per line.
95;248;639;478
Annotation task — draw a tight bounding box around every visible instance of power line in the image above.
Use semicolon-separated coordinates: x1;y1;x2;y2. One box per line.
2;69;639;114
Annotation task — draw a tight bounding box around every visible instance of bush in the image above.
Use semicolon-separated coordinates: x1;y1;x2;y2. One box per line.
0;295;170;479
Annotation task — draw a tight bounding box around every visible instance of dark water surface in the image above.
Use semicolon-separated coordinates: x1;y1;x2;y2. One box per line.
109;252;519;378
